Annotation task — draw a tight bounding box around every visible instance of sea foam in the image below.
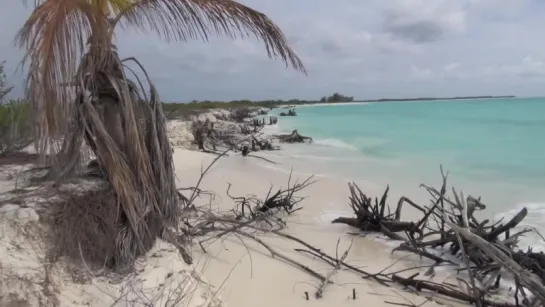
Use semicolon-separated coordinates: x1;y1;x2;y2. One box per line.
313;138;358;150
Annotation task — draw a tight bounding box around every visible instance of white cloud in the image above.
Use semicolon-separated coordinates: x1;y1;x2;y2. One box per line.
444;63;460;72
411;64;433;78
1;0;545;100
500;56;545;78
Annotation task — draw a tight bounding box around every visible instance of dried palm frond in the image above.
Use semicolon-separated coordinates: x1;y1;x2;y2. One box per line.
16;0;112;164
17;0;305;166
52;45;178;270
16;0;304;270
23;0;135;15
112;0;306;72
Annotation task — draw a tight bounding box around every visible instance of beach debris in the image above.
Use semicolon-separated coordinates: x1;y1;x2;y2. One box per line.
174;149;545;304
241;144;250;156
240;123;258;135
178;164;329;284
229;107;253;123
250;134;278;152
275;129;312;143
190;118;217;152
332;168;545;306
241;117;266;135
315;239;353;299
188;108;280;158
251;117;266;128
226;172;315;219
332;184;421;240
279;108;297;116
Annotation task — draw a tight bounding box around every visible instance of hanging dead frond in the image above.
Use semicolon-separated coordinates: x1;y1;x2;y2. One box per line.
15;0;114;164
15;0;302;271
50;47;179;270
112;0;306;73
23;0;136;16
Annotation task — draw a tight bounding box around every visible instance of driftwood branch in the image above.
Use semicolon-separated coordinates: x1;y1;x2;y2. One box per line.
274;130;312;144
315;239;353;298
332;168;545;306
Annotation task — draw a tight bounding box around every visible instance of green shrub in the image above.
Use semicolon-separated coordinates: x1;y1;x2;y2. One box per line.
0;100;33;155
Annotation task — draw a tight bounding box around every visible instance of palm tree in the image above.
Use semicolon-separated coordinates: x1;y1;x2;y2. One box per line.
16;0;305;270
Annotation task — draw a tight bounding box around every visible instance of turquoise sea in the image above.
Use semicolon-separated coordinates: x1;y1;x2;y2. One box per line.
268;98;545;248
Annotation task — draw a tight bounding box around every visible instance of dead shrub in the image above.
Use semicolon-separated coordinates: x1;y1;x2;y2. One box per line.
50;187;160;272
229;107;252;122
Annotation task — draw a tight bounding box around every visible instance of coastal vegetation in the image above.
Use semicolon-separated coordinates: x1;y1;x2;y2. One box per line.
13;0;304;274
0;62;32;157
0;3;541;307
319;92;355;102
4;93;545;306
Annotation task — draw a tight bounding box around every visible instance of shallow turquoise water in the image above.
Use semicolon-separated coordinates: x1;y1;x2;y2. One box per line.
277;98;545;183
272;98;545;241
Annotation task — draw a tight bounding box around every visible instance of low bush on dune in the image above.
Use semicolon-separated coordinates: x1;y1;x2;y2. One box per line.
0;99;32;150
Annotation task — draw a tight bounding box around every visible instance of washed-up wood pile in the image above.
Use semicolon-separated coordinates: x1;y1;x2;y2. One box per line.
190;110;279;155
274;129;312;143
229;107;253;122
333;169;545;306
251;118;265;128
226;173;315;219
177;165;333;285
190;118;218;152
332;184;421;240
174;153;545;305
279;109;297;116
245;116;277;131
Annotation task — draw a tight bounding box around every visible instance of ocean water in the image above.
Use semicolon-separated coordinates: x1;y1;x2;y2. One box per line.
269;98;545;248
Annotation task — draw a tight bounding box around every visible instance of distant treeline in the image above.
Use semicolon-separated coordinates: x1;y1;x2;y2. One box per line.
319;93;354;103
364;95;516;102
164;94;516;113
163;92;356;112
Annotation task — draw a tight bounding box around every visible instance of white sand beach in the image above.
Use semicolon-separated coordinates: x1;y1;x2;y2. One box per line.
172;148;468;307
0;110;514;307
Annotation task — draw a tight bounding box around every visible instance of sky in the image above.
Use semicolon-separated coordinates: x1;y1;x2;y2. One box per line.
1;0;545;101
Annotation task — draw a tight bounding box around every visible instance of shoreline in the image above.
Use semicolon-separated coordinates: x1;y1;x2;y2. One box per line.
267;102;545;223
173;148;461;307
0;106;540;307
165;108;530;306
171;107;544;306
275;95;517;108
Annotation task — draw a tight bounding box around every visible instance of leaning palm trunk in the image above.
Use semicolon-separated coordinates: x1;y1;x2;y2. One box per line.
53;42;178;269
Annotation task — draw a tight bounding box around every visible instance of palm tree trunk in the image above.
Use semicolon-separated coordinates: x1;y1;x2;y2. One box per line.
102;102;125;153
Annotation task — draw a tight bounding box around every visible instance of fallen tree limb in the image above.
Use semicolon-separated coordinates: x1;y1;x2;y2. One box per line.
315;239;353;298
274;130;312;143
391;274;517;307
333;168;545;305
332;184;421;239
448;222;545;303
203;226;330;283
226;173;315;220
